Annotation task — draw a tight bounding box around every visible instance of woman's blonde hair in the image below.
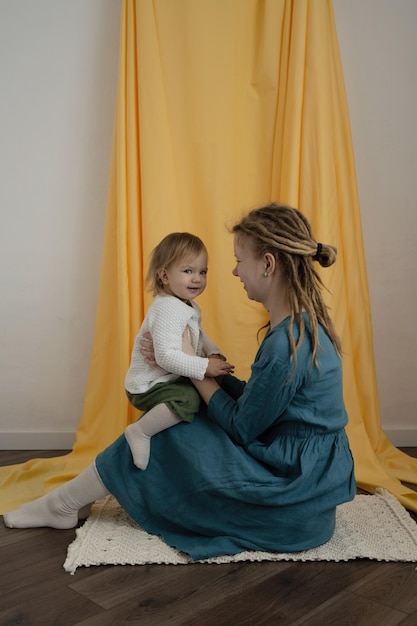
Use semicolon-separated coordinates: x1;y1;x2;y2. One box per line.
232;203;342;365
146;232;207;296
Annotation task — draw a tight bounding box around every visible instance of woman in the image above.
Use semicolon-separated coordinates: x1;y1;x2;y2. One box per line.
4;203;355;560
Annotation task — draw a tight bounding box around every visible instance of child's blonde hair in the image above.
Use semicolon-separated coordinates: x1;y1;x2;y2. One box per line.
146;232;207;296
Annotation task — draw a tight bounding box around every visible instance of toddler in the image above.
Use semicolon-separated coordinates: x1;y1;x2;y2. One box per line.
124;232;233;469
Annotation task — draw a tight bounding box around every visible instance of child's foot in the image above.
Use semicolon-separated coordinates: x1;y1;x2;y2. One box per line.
3;491;78;529
125;423;151;470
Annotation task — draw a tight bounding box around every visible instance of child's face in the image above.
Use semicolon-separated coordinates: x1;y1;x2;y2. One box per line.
158;250;208;302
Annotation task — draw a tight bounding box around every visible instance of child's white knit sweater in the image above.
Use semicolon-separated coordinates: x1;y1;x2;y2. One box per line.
125;295;222;394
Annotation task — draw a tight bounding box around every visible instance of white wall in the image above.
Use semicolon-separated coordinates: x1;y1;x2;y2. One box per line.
333;0;417;445
0;1;415;448
0;0;121;448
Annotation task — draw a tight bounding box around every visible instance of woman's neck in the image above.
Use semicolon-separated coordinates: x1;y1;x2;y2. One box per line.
264;285;291;329
268;307;291;329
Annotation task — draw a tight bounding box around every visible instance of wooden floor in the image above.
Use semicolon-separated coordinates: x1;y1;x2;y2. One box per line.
1;449;417;626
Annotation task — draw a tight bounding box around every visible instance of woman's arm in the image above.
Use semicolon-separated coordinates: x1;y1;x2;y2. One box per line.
188;328;299;445
190;376;220;405
143;326;302;445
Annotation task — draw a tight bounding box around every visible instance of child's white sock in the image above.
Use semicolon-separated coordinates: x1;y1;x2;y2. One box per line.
3;463;109;529
125;404;182;470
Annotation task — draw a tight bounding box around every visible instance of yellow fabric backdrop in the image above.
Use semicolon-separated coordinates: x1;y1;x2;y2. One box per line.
1;0;416;514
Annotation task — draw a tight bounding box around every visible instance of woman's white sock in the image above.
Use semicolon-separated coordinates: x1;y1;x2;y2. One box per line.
3;463;109;529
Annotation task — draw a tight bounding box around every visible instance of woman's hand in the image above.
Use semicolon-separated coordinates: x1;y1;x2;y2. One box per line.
140;331;157;366
181;326;195;356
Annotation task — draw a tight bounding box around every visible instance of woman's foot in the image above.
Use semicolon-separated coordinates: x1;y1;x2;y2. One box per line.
3;490;78;529
3;463;109;529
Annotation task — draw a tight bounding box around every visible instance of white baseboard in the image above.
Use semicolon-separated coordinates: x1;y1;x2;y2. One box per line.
0;432;76;450
384;429;417;448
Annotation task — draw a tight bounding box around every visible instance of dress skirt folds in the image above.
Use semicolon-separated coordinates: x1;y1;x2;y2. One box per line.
96;408;355;560
96;316;356;561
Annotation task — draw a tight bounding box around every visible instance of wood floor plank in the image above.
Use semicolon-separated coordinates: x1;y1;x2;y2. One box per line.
395;611;417;625
68;561;386;626
177;560;386;626
0;524;96;613
347;562;417;614
0;527;75;579
1;448;416;626
0;450;70;467
290;590;408;626
0;587;104;626
69;560;293;611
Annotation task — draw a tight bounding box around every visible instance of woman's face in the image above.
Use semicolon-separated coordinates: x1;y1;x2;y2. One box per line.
232;235;266;302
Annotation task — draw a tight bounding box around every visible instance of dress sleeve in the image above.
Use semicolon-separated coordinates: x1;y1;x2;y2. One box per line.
207;353;299;445
149;299;209;380
219;374;247;399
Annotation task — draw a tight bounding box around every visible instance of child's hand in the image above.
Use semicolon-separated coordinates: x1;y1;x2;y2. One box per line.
206;356;234;377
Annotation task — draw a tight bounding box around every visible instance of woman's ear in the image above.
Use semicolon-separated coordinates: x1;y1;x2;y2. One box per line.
264;252;276;275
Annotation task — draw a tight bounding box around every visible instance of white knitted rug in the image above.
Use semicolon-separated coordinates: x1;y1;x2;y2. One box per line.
64;488;417;574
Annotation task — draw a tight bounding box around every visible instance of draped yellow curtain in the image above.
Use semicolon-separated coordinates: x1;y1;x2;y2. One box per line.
1;0;416;514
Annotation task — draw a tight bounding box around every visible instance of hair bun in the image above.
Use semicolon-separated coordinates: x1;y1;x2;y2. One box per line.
316;243;337;267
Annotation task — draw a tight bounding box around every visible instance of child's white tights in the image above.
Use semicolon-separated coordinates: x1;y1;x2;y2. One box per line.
125;403;182;470
3;463;109;529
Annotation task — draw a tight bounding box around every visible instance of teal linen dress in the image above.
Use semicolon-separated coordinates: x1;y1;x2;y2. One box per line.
96;314;355;560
